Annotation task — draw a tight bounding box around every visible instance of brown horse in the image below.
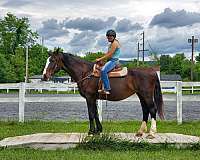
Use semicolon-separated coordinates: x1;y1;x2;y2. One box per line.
42;49;164;138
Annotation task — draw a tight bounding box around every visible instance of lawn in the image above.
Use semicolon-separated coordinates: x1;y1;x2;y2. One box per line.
0;120;200;160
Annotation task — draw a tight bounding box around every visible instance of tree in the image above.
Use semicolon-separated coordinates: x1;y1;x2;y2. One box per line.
180;59;191;80
160;53;191;80
9;47;26;82
170;53;185;75
0;53;17;82
193;62;200;81
0;13;41;82
123;59;138;68
28;44;49;76
160;55;172;74
82;52;104;62
195;53;200;62
0;13;38;56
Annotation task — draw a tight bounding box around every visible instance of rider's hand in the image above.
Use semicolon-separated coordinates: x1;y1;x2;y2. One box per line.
96;58;101;62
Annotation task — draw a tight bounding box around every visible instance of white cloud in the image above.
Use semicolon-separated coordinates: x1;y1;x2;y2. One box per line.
0;0;200;58
150;8;200;28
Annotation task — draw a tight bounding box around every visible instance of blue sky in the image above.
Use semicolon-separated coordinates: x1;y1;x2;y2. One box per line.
0;0;200;59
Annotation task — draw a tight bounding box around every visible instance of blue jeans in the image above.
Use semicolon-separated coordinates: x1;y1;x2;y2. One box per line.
101;58;118;91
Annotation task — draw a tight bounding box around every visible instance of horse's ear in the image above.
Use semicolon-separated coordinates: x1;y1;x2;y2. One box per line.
56;47;60;54
48;50;53;56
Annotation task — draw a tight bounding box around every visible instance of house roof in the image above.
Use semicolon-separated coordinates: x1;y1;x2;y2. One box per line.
29;75;43;79
160;74;182;81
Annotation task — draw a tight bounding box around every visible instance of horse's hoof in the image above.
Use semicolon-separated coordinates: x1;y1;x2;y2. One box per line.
135;132;143;137
146;133;155;139
94;130;101;135
88;130;95;136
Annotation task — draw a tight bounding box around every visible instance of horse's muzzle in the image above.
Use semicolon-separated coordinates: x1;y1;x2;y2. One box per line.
41;74;48;81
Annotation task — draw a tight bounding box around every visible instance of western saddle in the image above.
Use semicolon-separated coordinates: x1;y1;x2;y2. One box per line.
92;61;128;93
92;61;127;78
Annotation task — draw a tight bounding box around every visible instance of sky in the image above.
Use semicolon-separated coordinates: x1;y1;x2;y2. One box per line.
0;0;200;59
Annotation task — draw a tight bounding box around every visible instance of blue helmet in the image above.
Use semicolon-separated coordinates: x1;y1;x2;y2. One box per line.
106;29;116;38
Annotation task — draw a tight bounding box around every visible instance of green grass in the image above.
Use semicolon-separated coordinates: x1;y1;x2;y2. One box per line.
0;148;200;160
79;133;200;150
0;120;200;160
1;120;200;140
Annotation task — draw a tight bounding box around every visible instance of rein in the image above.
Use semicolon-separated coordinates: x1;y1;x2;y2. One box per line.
76;61;101;84
61;61;94;84
76;72;94;84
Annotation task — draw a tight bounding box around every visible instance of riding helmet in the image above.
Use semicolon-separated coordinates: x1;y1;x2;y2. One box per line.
106;29;116;38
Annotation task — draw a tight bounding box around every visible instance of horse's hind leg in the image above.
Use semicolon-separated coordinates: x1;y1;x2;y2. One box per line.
136;94;149;137
147;101;157;139
140;96;157;139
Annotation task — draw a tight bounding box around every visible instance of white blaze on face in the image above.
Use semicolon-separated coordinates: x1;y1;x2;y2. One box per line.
43;57;50;75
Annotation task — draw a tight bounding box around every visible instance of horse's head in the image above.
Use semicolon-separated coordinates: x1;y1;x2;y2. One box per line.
42;48;64;81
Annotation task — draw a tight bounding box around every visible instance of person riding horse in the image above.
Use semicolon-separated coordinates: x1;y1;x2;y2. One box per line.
96;29;121;94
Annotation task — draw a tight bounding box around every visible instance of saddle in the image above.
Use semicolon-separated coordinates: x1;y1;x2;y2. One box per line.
92;60;128;77
93;61;128;94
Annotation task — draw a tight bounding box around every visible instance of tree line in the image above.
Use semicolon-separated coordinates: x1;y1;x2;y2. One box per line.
0;13;200;83
0;13;48;82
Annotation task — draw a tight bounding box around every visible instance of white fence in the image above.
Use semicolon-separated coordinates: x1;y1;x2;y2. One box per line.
1;81;200;124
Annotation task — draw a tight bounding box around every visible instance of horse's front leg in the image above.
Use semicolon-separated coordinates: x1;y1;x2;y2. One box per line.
86;98;98;135
94;100;102;134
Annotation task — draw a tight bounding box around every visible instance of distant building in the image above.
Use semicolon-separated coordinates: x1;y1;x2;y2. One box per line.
53;76;72;83
160;74;182;93
160;74;182;81
29;75;72;83
28;75;43;83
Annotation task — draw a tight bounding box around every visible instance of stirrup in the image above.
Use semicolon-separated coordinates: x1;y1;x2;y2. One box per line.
98;90;110;94
104;91;110;94
98;89;103;93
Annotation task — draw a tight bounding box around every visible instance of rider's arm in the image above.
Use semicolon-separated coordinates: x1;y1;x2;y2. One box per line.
96;42;118;61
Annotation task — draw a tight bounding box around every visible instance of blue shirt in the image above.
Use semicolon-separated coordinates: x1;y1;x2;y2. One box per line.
108;45;121;59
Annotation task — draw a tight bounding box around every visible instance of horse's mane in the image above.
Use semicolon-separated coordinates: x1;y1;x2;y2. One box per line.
63;52;94;69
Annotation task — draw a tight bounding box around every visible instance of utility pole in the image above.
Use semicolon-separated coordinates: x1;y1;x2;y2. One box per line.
142;31;145;63
25;46;28;83
42;37;44;53
41;36;44;54
137;42;140;66
137;31;148;65
188;36;198;81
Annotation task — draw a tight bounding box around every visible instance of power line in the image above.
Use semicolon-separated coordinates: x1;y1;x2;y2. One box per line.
147;40;155;53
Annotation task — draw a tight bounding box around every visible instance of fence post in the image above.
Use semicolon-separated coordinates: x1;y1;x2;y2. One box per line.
176;81;182;124
192;86;194;94
73;86;76;94
19;82;26;122
97;100;103;122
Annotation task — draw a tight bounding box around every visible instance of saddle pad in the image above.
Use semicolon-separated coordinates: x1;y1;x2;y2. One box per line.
93;64;128;77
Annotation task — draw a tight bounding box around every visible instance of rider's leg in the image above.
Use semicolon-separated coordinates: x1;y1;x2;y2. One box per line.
101;60;116;92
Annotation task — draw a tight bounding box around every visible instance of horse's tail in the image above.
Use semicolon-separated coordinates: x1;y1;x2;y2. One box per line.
154;74;164;120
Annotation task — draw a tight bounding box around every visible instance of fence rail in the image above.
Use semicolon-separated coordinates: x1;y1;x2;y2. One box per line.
1;81;200;123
